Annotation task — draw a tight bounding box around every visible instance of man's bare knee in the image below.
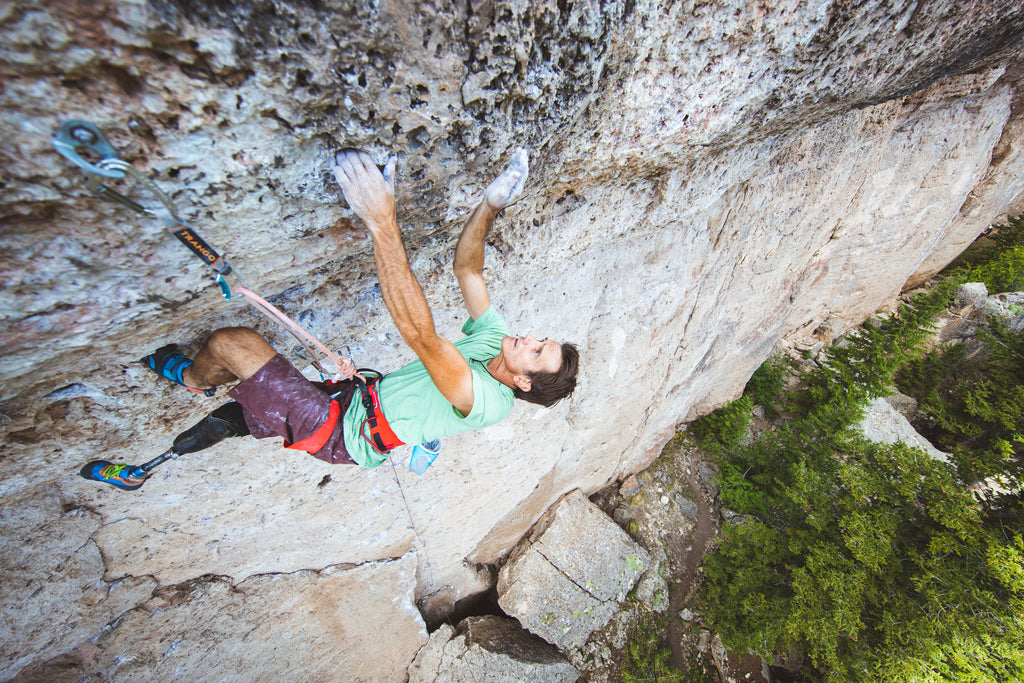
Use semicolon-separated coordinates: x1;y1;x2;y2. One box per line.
207;327;268;357
203;327;277;381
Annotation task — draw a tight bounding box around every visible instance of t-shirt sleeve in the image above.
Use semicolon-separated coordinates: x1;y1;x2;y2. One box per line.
454;306;514;425
461;305;509;339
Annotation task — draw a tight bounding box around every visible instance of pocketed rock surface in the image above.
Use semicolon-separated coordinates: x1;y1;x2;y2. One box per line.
2;0;1024;679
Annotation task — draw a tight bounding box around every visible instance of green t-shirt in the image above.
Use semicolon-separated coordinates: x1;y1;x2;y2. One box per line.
342;306;515;468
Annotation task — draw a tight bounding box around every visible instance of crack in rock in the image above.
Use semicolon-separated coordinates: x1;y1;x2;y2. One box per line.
533;543;610;605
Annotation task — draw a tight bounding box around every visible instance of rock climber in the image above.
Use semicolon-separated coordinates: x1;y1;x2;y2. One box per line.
81;148;580;490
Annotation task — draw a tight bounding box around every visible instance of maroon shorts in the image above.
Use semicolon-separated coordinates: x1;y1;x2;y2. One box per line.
228;353;356;465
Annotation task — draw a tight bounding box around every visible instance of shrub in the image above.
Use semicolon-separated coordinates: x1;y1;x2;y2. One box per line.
954;215;1024;293
746;355;789;418
690;393;754;452
699;254;1024;682
897;319;1024;486
621;608;687;682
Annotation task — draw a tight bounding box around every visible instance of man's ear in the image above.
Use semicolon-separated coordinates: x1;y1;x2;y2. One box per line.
513;374;532;392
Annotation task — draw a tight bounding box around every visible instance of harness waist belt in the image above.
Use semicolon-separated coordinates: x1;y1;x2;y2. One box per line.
282;372;404;456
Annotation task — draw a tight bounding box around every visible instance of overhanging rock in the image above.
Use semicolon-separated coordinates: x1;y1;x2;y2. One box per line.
497;490;649;650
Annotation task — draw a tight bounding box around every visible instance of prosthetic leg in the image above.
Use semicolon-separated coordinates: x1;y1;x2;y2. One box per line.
79;402;250;490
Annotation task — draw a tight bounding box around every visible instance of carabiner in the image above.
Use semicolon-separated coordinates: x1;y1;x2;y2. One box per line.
215;267;249;300
53;120;183;221
52;120;125;179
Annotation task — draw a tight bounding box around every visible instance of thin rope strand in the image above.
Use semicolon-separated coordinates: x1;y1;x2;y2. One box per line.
388;452;437;591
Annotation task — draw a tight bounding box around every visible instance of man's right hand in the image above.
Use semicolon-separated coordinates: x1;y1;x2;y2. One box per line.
333;149;398;230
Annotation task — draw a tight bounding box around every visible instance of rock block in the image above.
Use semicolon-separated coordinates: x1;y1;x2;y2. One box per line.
15;555;427;682
954;282;989;308
497;490;650;650
856;396;950;462
409;615;579;682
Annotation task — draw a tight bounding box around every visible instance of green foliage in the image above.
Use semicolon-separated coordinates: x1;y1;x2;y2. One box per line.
896;319;1024;486
747;355;789;418
790;282;955;427
704;435;1024;683
621;609;687;682
954;216;1024;293
691;355;790;452
962;245;1024;293
690;393;753;451
697;255;1024;682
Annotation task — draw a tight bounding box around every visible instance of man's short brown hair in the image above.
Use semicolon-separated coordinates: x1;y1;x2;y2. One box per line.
513;342;579;408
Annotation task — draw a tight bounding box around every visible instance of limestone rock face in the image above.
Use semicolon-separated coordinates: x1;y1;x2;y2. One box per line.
14;554;426;682
497;490;650;650
2;0;1024;679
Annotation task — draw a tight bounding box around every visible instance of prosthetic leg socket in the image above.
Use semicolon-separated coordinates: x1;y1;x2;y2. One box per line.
171;401;250;455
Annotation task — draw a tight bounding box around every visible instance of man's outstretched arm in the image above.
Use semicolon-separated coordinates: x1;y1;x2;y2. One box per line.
334;150;475;416
454;149;528;320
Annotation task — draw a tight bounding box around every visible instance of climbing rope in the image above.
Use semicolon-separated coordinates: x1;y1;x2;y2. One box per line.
387;453;438;591
52;119;354;381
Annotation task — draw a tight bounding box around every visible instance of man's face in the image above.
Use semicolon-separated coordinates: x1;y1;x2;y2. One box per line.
501;334;563;378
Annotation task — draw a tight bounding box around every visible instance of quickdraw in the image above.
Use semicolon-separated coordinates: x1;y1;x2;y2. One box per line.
53;120;233;283
52;119;353;381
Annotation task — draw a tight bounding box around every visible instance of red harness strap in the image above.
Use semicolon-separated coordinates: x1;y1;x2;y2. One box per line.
283;398;341;454
358;376;405;454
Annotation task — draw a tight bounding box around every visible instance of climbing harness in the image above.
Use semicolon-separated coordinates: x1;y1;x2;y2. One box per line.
354;370;406;455
275;370;405;456
52;119;353;381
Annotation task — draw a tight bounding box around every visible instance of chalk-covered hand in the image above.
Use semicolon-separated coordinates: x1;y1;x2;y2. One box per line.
484;147;529;210
333;149;397;230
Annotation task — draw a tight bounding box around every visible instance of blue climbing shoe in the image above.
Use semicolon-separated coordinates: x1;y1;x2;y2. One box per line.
79;460;147;490
142;344;215;396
